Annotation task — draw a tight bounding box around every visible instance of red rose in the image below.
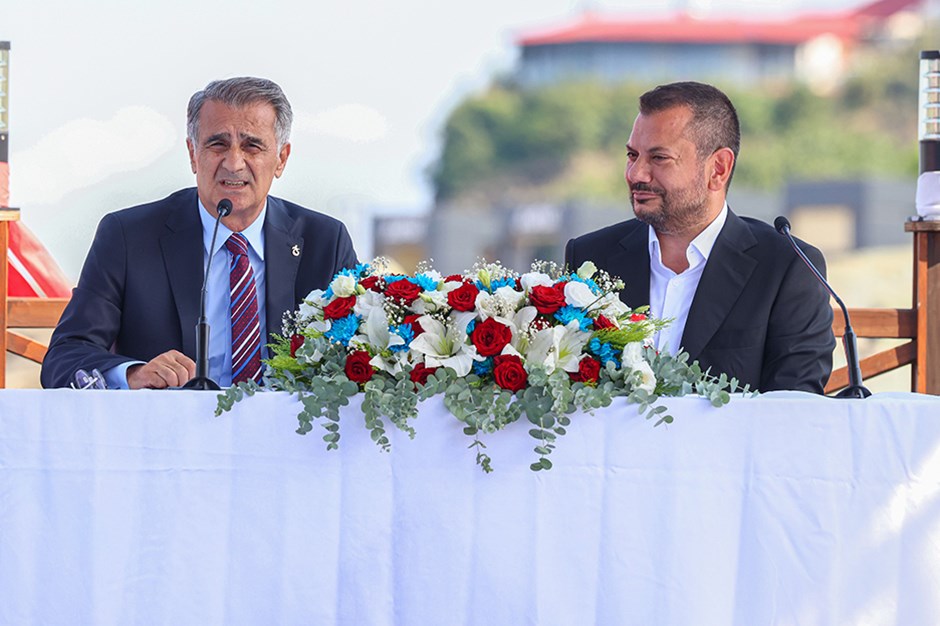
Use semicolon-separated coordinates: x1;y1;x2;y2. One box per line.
493;354;527;392
569;356;601;384
470;318;513;357
360;275;381;292
289;333;305;357
403;314;425;336
447;282;480;312
630;312;648;322
409;362;439;387
530;284;567;315
594;315;617;330
384;279;422;304
445;274;464;282
323;295;356;320
345;350;374;384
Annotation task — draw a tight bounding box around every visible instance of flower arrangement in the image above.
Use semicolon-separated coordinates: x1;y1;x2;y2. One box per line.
216;259;743;472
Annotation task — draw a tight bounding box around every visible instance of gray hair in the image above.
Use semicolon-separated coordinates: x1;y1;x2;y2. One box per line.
187;77;293;148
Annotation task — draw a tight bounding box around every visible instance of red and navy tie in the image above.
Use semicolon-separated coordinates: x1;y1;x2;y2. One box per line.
225;233;263;385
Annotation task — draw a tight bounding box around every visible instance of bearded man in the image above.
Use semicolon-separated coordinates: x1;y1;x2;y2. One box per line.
565;81;834;393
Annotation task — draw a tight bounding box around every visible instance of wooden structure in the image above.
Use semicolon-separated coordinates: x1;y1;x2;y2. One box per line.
2;207;69;387
825;219;940;395
3;218;940;393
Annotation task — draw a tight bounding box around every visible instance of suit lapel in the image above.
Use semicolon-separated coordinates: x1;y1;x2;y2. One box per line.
680;210;758;359
160;194;203;358
263;197;303;341
613;222;652;309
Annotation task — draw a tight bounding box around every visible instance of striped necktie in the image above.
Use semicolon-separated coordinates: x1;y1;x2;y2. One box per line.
225;233;263;385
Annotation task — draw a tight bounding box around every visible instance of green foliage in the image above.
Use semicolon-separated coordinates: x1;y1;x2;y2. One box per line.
430;43;928;203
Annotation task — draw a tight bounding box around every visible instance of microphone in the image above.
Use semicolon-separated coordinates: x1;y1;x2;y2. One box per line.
182;198;233;390
774;216;871;399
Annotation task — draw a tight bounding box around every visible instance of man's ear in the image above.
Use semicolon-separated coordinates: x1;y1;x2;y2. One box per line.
709;147;735;191
186;138;197;175
275;143;291;178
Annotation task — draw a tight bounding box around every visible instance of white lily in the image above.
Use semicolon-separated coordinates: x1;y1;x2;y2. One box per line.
349;308;406;375
408;315;478;377
298;289;325;320
353;289;385;321
413;289;450;314
526;321;591;374
622;342;656;393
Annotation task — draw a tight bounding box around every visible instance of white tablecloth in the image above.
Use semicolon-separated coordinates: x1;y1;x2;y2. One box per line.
2;389;940;625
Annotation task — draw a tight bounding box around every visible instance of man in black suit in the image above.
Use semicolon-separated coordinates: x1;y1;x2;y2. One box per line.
565;82;834;393
41;77;357;389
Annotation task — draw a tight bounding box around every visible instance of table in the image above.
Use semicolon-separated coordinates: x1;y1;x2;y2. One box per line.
2;390;940;625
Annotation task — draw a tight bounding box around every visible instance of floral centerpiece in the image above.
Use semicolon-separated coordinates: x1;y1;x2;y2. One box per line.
216;259;744;472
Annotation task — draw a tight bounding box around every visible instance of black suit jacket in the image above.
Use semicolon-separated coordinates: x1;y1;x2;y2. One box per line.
41;188;358;388
565;210;835;393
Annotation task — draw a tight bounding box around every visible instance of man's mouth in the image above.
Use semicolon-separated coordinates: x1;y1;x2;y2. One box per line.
221;180;249;188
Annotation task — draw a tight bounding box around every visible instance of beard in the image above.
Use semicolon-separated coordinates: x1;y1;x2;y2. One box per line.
630;174;709;236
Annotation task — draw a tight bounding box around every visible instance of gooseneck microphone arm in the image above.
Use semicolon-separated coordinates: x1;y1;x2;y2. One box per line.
774;216;871;399
182;198;233;390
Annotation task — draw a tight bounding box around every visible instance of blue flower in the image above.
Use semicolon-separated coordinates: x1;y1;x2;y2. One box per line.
473;357;494;375
410;273;440;292
554;305;592;331
389;324;415;353
325;313;361;346
384;275;406;285
337;263;370;279
567;274;602;295
588;337;620;368
466;319;477;335
475;276;517;293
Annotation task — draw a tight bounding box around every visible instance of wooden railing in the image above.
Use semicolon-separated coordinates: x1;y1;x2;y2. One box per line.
825;220;940;395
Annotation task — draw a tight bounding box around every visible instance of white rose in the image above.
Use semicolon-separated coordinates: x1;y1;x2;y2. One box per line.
564;281;596;308
520;272;554;292
329;274;357;298
576;261;597;280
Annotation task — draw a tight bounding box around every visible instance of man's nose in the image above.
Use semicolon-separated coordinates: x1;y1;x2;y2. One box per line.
222;147;247;172
625;158;651;185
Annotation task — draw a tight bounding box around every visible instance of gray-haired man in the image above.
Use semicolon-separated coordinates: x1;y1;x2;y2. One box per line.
42;77;358;389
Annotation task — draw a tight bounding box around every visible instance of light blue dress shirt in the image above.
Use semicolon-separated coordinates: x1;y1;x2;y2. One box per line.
104;200;268;389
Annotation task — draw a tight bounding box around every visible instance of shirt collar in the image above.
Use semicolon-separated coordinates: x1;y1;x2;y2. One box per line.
198;199;267;260
647;202;729;263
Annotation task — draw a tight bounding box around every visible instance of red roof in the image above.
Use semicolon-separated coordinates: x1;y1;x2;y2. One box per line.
517;0;921;47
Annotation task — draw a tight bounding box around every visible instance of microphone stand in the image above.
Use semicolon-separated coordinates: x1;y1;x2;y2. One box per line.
182;199;233;390
774;216;871;399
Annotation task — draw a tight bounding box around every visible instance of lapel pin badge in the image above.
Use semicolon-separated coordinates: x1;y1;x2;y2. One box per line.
291;244;300;257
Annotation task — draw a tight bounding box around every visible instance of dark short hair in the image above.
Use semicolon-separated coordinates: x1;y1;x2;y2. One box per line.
639;81;740;186
187;77;293;148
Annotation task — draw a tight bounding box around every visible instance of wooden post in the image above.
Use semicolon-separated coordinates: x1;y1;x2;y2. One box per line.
1;207;20;388
905;219;940;394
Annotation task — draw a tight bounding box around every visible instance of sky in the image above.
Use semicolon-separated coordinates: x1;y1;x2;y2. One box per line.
1;0;877;276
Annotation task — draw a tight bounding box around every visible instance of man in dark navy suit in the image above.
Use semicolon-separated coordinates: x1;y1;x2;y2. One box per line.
42;77;357;389
565;82;834;393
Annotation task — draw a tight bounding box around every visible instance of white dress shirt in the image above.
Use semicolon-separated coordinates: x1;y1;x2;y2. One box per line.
648;204;728;356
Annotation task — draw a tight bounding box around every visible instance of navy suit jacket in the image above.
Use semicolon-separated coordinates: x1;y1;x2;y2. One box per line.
565;210;835;393
41;188;358;388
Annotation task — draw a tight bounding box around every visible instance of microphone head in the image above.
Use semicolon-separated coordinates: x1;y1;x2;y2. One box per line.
217;199;233;217
773;215;791;234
